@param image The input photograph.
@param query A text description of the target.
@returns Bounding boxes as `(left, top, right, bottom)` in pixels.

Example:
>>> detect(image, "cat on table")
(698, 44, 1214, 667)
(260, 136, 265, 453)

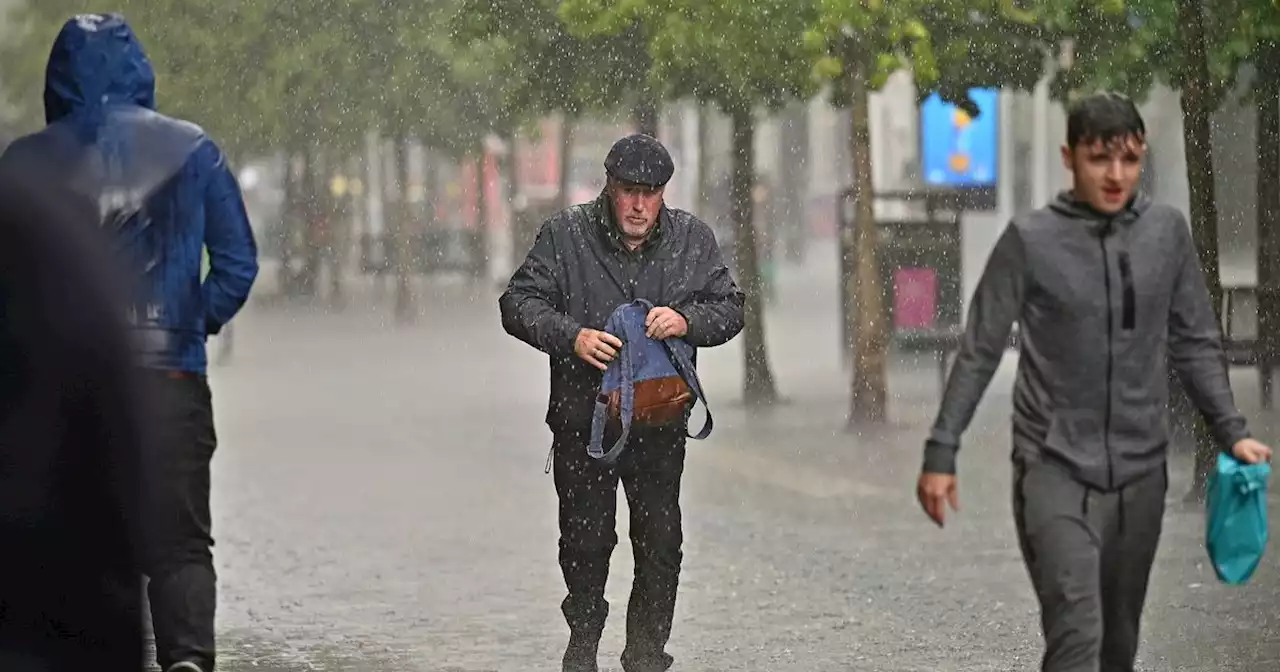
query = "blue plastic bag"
(1205, 452, 1271, 585)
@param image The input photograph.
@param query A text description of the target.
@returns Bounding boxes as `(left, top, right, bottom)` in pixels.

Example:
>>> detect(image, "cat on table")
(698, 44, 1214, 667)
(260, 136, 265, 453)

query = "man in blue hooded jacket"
(1, 14, 259, 672)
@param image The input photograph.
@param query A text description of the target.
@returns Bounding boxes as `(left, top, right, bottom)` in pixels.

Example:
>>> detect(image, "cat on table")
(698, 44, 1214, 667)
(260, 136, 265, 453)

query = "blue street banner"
(920, 89, 999, 189)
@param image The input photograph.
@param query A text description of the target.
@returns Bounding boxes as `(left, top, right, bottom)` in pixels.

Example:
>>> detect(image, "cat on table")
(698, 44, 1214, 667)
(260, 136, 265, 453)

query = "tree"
(560, 0, 819, 407)
(1249, 3, 1280, 436)
(917, 3, 1056, 107)
(804, 1, 946, 424)
(453, 0, 653, 212)
(804, 0, 1092, 426)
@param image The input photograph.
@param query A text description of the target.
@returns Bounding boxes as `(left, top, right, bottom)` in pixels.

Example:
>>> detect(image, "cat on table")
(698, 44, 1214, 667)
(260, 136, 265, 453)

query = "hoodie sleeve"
(673, 220, 745, 348)
(1167, 218, 1251, 451)
(923, 222, 1027, 475)
(200, 141, 259, 336)
(499, 218, 582, 357)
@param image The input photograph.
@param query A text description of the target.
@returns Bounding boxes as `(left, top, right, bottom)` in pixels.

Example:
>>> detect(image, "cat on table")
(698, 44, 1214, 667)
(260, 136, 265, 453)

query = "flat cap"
(604, 133, 674, 188)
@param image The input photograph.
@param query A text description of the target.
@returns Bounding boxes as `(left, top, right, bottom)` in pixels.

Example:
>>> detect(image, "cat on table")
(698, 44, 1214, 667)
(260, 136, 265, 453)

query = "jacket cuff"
(922, 440, 959, 474)
(673, 305, 702, 342)
(205, 315, 225, 336)
(554, 316, 584, 358)
(1213, 417, 1252, 454)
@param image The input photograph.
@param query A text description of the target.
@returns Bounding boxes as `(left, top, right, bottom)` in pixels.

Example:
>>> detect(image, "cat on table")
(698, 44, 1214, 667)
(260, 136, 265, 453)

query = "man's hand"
(1232, 438, 1273, 464)
(917, 472, 960, 528)
(645, 306, 688, 340)
(574, 329, 623, 371)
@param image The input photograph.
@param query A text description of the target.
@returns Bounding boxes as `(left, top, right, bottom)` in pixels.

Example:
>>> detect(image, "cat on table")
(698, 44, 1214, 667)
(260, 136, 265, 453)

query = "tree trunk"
(496, 128, 529, 273)
(471, 150, 489, 280)
(300, 148, 325, 298)
(847, 50, 889, 425)
(779, 102, 809, 262)
(730, 108, 778, 406)
(1177, 0, 1224, 501)
(696, 103, 711, 217)
(392, 135, 414, 323)
(1257, 42, 1280, 403)
(634, 99, 660, 137)
(278, 149, 299, 297)
(558, 115, 575, 210)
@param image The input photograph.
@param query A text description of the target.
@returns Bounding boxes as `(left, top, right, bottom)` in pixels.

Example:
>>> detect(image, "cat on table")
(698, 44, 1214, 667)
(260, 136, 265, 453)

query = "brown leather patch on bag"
(604, 376, 693, 427)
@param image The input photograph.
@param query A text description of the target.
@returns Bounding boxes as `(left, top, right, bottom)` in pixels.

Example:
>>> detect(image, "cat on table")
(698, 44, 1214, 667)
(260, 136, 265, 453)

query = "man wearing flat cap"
(501, 134, 744, 672)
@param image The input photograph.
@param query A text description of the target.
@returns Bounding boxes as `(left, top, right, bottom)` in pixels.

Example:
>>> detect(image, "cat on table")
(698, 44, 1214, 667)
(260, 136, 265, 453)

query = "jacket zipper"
(1100, 220, 1116, 490)
(1118, 252, 1136, 331)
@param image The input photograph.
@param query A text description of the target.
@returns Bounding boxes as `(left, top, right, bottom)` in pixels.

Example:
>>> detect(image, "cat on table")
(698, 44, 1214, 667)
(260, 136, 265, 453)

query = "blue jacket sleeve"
(200, 142, 258, 335)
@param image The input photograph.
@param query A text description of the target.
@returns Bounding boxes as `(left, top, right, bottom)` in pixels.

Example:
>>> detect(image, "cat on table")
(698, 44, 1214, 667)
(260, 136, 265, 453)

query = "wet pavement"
(206, 241, 1280, 671)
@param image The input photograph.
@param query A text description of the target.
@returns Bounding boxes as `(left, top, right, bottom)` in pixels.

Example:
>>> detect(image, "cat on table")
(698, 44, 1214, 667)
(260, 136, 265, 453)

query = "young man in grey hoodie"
(916, 92, 1272, 671)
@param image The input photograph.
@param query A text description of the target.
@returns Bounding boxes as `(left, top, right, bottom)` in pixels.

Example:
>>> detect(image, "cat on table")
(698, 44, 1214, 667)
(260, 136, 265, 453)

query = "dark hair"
(1066, 92, 1146, 148)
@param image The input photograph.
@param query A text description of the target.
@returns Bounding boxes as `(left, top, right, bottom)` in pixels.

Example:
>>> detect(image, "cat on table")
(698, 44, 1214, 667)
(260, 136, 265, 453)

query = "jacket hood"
(1048, 189, 1152, 228)
(44, 14, 156, 124)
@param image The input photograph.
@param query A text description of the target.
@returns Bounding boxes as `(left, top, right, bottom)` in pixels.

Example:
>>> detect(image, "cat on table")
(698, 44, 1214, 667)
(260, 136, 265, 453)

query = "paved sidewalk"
(199, 240, 1280, 671)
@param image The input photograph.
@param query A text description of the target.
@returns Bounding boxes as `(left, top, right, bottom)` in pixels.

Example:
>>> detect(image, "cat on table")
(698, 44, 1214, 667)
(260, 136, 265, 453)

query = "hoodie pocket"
(1110, 401, 1167, 456)
(1043, 409, 1106, 468)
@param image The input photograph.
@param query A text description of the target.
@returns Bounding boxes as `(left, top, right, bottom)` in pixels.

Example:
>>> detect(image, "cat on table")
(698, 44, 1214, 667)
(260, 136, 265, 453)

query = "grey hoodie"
(923, 191, 1250, 491)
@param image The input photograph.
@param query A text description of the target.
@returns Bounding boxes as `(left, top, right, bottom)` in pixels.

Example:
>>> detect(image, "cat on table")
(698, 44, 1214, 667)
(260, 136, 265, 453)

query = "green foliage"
(805, 0, 1061, 117)
(804, 0, 934, 105)
(1009, 0, 1259, 107)
(0, 2, 262, 153)
(558, 0, 817, 115)
(0, 1, 515, 158)
(452, 0, 649, 134)
(916, 2, 1054, 113)
(358, 0, 511, 156)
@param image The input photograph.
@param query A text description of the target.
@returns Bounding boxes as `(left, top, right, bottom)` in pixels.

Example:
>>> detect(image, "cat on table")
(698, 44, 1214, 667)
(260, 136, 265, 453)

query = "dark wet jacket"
(925, 191, 1250, 491)
(0, 14, 258, 374)
(500, 193, 745, 435)
(0, 162, 148, 668)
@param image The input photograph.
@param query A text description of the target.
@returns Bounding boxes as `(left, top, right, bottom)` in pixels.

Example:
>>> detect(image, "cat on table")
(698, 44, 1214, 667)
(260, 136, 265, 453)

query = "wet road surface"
(204, 244, 1280, 671)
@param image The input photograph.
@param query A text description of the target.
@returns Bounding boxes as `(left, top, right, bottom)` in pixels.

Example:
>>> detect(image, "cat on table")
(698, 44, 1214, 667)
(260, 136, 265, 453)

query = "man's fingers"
(918, 488, 943, 527)
(596, 342, 617, 359)
(599, 332, 623, 348)
(927, 497, 945, 527)
(948, 486, 960, 512)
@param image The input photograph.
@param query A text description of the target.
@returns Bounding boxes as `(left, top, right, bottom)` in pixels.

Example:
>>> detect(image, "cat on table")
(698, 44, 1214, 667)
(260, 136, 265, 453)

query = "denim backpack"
(588, 299, 712, 463)
(1206, 451, 1271, 585)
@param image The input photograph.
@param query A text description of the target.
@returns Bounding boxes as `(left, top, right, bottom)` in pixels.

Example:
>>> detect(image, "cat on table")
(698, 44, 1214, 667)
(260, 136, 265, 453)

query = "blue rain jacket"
(1, 14, 258, 374)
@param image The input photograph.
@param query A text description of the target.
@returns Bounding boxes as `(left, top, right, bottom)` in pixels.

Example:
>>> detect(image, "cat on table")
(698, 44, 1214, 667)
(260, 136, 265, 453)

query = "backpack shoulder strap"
(588, 304, 640, 463)
(665, 340, 713, 440)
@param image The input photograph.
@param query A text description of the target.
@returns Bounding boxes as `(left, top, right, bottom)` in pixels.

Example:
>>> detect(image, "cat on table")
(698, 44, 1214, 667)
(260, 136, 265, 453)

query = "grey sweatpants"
(1013, 460, 1168, 672)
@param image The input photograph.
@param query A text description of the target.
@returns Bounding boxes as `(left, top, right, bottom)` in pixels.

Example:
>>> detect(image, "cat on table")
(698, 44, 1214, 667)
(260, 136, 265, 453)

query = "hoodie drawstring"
(1081, 483, 1128, 535)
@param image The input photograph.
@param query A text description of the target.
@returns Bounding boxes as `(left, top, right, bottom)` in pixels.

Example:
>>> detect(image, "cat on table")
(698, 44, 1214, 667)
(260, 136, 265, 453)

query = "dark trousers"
(1013, 459, 1167, 672)
(553, 426, 687, 672)
(141, 372, 218, 672)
